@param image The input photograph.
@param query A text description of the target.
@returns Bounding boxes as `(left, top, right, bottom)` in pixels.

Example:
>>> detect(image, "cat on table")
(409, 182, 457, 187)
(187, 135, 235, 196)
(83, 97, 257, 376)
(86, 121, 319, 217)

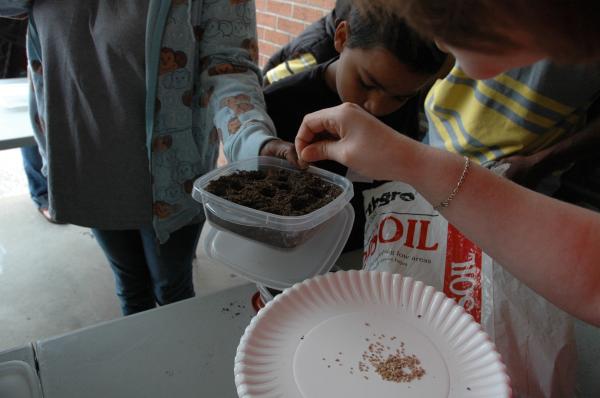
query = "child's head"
(355, 0, 600, 79)
(332, 6, 447, 117)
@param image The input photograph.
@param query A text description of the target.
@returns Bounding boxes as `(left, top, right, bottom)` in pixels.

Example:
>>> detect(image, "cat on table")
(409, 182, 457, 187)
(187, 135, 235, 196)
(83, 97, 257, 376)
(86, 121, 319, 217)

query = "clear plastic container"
(202, 204, 354, 290)
(192, 156, 354, 249)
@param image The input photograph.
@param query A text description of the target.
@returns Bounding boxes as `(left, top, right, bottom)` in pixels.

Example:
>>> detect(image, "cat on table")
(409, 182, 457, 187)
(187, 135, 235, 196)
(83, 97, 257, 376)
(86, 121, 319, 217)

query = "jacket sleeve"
(0, 0, 31, 17)
(196, 0, 276, 162)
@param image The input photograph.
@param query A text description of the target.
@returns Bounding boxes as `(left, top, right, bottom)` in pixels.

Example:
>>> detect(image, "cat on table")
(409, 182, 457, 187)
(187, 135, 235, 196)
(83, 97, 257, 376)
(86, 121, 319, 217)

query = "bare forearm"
(394, 137, 600, 325)
(295, 104, 600, 324)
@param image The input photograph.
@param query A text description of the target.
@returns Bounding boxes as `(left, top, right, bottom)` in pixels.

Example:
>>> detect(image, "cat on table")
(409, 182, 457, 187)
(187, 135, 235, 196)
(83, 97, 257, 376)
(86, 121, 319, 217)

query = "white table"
(34, 284, 256, 398)
(0, 77, 35, 150)
(0, 344, 37, 371)
(1, 284, 257, 398)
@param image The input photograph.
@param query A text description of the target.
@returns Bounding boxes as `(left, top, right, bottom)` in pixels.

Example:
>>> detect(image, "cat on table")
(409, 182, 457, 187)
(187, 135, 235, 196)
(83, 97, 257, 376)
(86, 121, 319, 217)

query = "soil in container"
(205, 168, 342, 248)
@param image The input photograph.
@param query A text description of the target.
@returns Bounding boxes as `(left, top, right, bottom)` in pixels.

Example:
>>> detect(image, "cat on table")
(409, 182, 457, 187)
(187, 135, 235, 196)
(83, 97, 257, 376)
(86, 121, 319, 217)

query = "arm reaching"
(296, 103, 600, 325)
(196, 0, 274, 160)
(500, 112, 600, 188)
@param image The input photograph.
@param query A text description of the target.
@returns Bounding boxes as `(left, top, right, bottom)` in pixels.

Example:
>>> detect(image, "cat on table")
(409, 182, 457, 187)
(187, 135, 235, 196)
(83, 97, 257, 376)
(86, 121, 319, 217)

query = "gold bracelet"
(434, 156, 471, 211)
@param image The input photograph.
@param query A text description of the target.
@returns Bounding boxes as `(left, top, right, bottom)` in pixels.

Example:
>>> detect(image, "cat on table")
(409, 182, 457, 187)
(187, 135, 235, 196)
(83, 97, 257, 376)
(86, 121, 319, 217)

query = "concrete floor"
(0, 149, 246, 352)
(1, 148, 599, 396)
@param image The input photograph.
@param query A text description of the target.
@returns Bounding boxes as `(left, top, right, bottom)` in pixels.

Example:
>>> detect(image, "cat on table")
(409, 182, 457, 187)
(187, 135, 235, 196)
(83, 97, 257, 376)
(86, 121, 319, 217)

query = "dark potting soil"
(204, 168, 343, 248)
(206, 169, 342, 216)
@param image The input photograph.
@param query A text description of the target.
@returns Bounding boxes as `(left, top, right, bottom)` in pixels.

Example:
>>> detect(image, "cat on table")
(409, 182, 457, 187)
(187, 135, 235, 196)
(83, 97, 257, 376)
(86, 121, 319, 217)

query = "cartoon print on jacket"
(200, 86, 215, 107)
(228, 116, 242, 134)
(156, 94, 191, 131)
(203, 19, 223, 38)
(163, 69, 191, 89)
(173, 161, 195, 183)
(232, 20, 248, 37)
(220, 93, 250, 108)
(159, 47, 187, 75)
(152, 135, 173, 153)
(208, 63, 248, 76)
(31, 59, 43, 74)
(182, 90, 193, 107)
(153, 201, 178, 219)
(233, 1, 252, 23)
(163, 183, 184, 203)
(203, 18, 248, 38)
(240, 38, 259, 63)
(220, 93, 255, 115)
(183, 174, 202, 194)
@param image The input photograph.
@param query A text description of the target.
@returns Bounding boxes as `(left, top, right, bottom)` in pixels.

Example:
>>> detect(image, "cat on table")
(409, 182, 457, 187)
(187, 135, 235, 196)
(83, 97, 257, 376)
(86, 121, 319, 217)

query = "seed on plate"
(356, 334, 426, 384)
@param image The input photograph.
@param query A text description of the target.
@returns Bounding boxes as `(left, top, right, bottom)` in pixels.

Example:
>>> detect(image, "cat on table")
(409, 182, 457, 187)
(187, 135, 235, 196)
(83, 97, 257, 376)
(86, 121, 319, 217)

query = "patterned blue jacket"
(0, 0, 276, 242)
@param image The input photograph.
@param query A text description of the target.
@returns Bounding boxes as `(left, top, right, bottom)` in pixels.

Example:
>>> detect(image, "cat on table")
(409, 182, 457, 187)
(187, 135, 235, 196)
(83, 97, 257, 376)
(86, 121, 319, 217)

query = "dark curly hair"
(345, 6, 447, 75)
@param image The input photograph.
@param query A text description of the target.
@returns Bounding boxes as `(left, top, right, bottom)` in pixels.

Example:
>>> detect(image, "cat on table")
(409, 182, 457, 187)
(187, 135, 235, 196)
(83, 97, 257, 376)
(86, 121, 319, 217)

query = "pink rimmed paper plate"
(235, 270, 510, 398)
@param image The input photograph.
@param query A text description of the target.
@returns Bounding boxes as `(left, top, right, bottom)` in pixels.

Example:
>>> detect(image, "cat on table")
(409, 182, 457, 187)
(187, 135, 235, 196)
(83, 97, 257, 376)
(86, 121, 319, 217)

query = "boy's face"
(335, 46, 434, 117)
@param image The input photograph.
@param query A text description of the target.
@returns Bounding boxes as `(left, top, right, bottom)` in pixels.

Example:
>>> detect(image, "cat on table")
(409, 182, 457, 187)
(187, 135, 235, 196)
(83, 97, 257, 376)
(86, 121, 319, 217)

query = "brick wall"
(256, 0, 336, 68)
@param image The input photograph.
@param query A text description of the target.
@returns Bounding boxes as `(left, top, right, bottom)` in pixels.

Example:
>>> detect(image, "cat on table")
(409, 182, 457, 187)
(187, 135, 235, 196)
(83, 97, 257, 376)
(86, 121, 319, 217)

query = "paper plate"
(235, 271, 510, 398)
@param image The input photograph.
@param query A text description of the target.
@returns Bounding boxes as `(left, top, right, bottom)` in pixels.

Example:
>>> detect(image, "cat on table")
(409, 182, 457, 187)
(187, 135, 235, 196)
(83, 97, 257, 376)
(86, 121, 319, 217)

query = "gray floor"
(0, 149, 246, 352)
(1, 148, 599, 397)
(0, 194, 248, 351)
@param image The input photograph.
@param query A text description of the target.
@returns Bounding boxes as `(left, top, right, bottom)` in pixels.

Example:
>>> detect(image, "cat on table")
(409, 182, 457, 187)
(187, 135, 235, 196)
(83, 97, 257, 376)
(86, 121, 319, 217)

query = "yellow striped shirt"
(264, 53, 318, 85)
(425, 61, 600, 165)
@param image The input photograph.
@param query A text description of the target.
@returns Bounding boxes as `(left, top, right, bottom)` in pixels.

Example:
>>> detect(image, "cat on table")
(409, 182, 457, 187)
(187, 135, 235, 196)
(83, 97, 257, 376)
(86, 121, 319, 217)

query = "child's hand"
(295, 103, 412, 181)
(260, 138, 308, 169)
(498, 154, 547, 188)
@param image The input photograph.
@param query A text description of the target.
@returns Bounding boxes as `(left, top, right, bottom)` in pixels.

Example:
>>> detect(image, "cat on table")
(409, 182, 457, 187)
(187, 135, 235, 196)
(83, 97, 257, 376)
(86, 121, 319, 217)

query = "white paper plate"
(235, 271, 510, 398)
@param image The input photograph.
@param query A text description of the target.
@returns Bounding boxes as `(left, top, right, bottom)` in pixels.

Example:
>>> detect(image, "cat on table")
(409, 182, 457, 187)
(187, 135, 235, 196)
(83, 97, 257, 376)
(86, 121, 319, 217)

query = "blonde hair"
(357, 0, 600, 62)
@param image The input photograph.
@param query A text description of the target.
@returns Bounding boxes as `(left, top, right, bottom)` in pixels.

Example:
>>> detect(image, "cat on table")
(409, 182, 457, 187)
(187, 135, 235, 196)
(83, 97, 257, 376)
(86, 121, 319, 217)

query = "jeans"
(92, 223, 202, 315)
(21, 145, 48, 209)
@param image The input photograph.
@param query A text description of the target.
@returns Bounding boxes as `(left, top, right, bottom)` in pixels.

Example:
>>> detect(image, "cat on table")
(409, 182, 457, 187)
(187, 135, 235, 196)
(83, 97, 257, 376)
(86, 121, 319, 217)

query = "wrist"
(388, 135, 429, 184)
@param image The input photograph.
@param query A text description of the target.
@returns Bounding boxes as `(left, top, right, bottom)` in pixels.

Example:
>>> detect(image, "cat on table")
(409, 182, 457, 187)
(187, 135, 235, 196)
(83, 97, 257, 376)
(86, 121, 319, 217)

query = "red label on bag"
(443, 224, 483, 323)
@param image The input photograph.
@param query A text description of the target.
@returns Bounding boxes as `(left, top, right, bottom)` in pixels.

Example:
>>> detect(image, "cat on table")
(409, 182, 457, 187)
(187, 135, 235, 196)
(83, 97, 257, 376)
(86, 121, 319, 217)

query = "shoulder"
(264, 63, 327, 98)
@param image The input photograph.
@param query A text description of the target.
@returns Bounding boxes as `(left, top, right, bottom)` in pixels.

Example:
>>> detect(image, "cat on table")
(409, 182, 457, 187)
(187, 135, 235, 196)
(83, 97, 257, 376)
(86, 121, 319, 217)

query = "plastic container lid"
(192, 156, 354, 248)
(203, 204, 354, 290)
